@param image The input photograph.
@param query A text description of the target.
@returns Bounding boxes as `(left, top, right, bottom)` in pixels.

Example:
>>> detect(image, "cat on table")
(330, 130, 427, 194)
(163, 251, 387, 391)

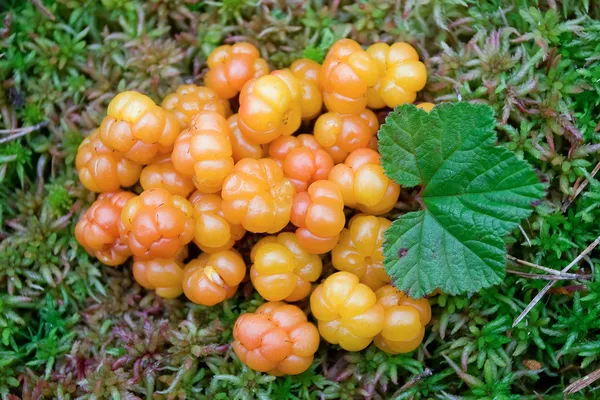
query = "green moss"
(1, 0, 599, 398)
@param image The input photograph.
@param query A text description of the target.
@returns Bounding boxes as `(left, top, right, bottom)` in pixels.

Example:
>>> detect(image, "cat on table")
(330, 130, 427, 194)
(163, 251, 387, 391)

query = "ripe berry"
(132, 258, 184, 299)
(332, 214, 391, 291)
(250, 232, 322, 302)
(233, 302, 320, 375)
(366, 42, 427, 109)
(238, 70, 302, 144)
(119, 188, 194, 260)
(205, 42, 270, 100)
(161, 84, 231, 128)
(221, 158, 295, 233)
(228, 114, 267, 162)
(268, 134, 333, 193)
(374, 285, 431, 354)
(320, 39, 379, 114)
(289, 58, 323, 120)
(76, 130, 141, 192)
(182, 250, 246, 306)
(290, 180, 345, 254)
(310, 271, 384, 351)
(140, 155, 195, 198)
(189, 191, 245, 253)
(328, 148, 400, 215)
(314, 109, 379, 164)
(416, 102, 435, 112)
(75, 191, 136, 266)
(171, 111, 234, 194)
(99, 91, 180, 164)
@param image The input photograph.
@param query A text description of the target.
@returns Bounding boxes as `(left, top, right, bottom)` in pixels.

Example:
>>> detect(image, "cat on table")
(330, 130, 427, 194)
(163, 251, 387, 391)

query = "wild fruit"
(366, 42, 427, 109)
(328, 148, 400, 215)
(161, 84, 231, 128)
(233, 302, 320, 375)
(221, 158, 295, 233)
(75, 191, 136, 266)
(189, 191, 245, 253)
(140, 155, 195, 198)
(99, 91, 180, 164)
(250, 232, 322, 302)
(310, 271, 384, 351)
(332, 214, 391, 291)
(290, 180, 345, 254)
(119, 188, 194, 260)
(132, 258, 184, 299)
(205, 42, 270, 99)
(182, 250, 246, 306)
(76, 130, 141, 193)
(171, 111, 234, 194)
(374, 285, 431, 354)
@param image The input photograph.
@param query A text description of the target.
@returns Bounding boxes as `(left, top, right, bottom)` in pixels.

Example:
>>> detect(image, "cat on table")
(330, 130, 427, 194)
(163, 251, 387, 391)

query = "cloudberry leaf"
(379, 102, 547, 297)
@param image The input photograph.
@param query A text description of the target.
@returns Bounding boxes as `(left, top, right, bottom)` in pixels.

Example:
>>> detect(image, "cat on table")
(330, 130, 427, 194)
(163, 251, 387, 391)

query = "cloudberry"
(76, 130, 141, 192)
(289, 58, 323, 120)
(75, 191, 136, 266)
(171, 111, 234, 194)
(221, 158, 295, 233)
(329, 148, 400, 215)
(228, 114, 267, 162)
(132, 258, 184, 299)
(161, 84, 231, 128)
(140, 155, 195, 198)
(205, 42, 270, 99)
(189, 191, 245, 253)
(268, 134, 333, 192)
(332, 214, 391, 291)
(182, 250, 246, 306)
(238, 70, 302, 144)
(250, 232, 322, 302)
(310, 271, 384, 351)
(374, 285, 431, 354)
(314, 109, 379, 164)
(366, 42, 427, 109)
(416, 102, 435, 112)
(320, 39, 379, 114)
(99, 91, 180, 164)
(119, 188, 194, 260)
(233, 302, 320, 375)
(290, 180, 345, 254)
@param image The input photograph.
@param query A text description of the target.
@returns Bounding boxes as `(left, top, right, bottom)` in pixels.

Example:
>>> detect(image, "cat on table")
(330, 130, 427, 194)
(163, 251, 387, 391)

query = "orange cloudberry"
(99, 91, 180, 164)
(328, 148, 400, 215)
(182, 250, 246, 306)
(238, 70, 302, 144)
(76, 130, 141, 193)
(366, 42, 427, 109)
(171, 111, 234, 194)
(75, 191, 136, 266)
(250, 232, 322, 302)
(221, 158, 295, 233)
(189, 191, 245, 253)
(161, 84, 231, 128)
(290, 180, 345, 254)
(119, 188, 194, 260)
(233, 302, 320, 375)
(374, 285, 431, 354)
(332, 214, 391, 291)
(205, 42, 270, 99)
(310, 271, 384, 351)
(268, 134, 334, 193)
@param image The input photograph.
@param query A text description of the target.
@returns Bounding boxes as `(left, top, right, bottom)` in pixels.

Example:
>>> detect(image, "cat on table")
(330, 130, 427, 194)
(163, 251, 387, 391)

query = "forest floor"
(1, 0, 600, 399)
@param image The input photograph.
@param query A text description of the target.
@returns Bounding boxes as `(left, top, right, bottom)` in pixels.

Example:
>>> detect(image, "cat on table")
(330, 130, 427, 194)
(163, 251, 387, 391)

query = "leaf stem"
(513, 234, 600, 327)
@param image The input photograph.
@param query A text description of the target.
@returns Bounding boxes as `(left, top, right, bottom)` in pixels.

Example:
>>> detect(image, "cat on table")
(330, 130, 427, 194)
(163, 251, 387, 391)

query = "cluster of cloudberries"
(75, 39, 432, 375)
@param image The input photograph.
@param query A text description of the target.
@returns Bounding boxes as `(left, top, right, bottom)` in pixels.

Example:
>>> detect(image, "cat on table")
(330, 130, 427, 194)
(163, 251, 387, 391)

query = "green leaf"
(379, 103, 547, 297)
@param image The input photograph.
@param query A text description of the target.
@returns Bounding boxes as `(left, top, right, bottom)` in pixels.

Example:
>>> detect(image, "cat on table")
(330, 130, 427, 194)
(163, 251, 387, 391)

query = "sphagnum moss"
(1, 0, 600, 398)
